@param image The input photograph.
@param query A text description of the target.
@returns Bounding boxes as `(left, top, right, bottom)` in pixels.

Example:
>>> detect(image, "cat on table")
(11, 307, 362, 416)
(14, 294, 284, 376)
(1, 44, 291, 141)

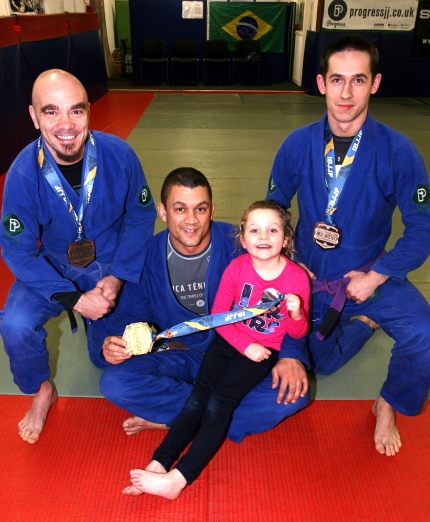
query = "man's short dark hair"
(160, 167, 212, 206)
(320, 34, 379, 80)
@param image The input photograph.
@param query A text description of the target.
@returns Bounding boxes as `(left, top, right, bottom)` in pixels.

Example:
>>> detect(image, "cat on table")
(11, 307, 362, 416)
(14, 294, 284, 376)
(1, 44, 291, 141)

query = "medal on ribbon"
(314, 126, 362, 250)
(67, 238, 96, 268)
(313, 221, 342, 250)
(123, 294, 284, 356)
(38, 133, 97, 267)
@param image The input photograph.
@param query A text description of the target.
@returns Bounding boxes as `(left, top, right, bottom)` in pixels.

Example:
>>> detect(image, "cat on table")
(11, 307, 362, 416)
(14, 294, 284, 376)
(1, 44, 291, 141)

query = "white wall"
(103, 0, 116, 52)
(0, 0, 10, 15)
(293, 0, 318, 86)
(45, 0, 86, 14)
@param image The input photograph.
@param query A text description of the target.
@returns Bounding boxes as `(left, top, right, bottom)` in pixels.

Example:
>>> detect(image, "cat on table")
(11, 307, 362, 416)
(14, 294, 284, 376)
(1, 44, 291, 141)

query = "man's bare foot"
(123, 416, 167, 436)
(123, 468, 187, 500)
(353, 315, 379, 330)
(372, 396, 402, 456)
(18, 380, 57, 444)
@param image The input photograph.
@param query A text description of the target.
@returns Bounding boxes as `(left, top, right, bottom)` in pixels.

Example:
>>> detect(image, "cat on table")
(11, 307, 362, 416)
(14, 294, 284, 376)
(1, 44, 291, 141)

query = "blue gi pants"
(152, 334, 279, 484)
(309, 278, 430, 416)
(100, 343, 310, 443)
(0, 281, 109, 394)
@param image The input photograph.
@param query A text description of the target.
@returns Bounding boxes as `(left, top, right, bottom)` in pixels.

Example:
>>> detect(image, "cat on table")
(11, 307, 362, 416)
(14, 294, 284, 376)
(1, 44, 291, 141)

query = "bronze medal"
(68, 239, 95, 267)
(313, 222, 342, 250)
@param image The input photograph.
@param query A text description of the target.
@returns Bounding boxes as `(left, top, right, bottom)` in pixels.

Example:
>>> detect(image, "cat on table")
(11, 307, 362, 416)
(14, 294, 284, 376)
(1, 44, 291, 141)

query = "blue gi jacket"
(267, 112, 430, 282)
(110, 221, 238, 353)
(1, 131, 156, 300)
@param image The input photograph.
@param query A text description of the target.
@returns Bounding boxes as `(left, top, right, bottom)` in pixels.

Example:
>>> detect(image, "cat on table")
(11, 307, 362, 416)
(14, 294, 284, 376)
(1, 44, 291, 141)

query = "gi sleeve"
(108, 145, 156, 283)
(265, 133, 301, 210)
(372, 138, 430, 281)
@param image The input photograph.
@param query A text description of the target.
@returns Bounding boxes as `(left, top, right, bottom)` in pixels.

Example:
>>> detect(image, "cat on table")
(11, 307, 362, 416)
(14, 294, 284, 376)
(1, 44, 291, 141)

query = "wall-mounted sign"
(321, 0, 419, 31)
(9, 0, 44, 13)
(413, 0, 430, 59)
(182, 1, 203, 19)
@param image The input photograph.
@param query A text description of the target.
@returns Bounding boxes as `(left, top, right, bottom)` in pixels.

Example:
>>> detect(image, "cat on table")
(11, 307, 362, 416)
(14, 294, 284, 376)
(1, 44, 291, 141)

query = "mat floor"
(108, 75, 304, 92)
(1, 89, 429, 521)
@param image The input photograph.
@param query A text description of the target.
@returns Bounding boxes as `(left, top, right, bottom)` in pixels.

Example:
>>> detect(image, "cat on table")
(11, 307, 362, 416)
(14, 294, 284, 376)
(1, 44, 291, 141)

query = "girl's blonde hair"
(239, 200, 296, 260)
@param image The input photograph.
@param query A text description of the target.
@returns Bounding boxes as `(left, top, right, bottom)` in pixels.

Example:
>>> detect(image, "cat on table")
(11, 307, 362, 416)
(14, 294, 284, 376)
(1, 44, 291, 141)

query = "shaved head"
(29, 69, 90, 164)
(31, 69, 88, 106)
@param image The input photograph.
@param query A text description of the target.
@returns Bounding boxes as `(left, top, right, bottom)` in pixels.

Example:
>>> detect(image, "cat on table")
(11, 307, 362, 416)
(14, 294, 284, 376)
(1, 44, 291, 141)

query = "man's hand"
(73, 287, 114, 320)
(271, 358, 308, 404)
(102, 335, 132, 365)
(96, 275, 123, 301)
(344, 269, 389, 305)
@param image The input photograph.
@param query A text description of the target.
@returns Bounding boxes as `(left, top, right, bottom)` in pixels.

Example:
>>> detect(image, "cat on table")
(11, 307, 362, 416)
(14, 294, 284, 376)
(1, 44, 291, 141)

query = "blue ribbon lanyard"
(152, 294, 285, 342)
(323, 126, 362, 225)
(37, 132, 97, 241)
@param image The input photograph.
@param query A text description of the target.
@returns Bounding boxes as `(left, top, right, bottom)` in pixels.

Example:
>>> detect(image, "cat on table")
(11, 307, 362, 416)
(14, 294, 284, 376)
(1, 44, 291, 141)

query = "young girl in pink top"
(123, 200, 310, 499)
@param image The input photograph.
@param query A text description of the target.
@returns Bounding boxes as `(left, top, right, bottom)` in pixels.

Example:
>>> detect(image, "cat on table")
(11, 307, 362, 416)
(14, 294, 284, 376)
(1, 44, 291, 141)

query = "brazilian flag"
(209, 2, 287, 53)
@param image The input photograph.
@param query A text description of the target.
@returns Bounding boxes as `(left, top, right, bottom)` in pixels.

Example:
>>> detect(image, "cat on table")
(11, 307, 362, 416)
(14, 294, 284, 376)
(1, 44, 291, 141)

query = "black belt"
(67, 309, 78, 333)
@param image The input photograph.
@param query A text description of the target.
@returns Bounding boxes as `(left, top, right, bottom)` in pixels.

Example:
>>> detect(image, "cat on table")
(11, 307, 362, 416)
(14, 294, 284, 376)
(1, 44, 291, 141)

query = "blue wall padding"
(0, 14, 108, 174)
(129, 0, 294, 85)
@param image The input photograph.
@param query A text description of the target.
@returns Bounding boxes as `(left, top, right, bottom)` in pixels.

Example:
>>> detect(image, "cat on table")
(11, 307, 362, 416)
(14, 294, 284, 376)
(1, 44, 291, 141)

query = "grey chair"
(141, 39, 168, 84)
(203, 40, 231, 85)
(233, 39, 261, 85)
(171, 39, 199, 85)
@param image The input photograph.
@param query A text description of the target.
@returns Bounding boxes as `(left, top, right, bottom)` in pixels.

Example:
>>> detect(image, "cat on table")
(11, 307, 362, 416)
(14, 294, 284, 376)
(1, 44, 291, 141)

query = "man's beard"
(55, 144, 84, 164)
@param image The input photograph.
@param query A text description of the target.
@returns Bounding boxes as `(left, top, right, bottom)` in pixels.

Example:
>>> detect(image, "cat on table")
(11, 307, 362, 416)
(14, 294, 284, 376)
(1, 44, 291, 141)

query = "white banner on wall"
(182, 1, 203, 19)
(322, 0, 419, 31)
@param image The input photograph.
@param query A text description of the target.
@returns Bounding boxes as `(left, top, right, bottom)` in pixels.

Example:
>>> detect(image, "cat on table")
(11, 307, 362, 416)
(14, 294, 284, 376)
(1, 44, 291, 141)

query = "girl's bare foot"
(122, 416, 167, 435)
(122, 459, 167, 495)
(145, 460, 167, 473)
(122, 485, 145, 496)
(18, 381, 57, 444)
(123, 468, 187, 500)
(372, 395, 402, 456)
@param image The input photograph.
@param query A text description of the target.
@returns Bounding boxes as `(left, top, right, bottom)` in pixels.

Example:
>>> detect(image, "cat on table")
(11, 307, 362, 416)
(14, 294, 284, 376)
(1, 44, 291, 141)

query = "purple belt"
(312, 252, 385, 340)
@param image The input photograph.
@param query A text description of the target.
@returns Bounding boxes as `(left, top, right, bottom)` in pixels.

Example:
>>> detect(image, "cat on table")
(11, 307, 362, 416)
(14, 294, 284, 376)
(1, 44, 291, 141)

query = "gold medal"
(123, 322, 154, 355)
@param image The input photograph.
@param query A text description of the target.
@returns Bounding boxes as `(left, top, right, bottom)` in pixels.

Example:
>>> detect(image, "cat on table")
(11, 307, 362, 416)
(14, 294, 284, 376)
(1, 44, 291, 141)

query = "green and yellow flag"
(209, 2, 287, 53)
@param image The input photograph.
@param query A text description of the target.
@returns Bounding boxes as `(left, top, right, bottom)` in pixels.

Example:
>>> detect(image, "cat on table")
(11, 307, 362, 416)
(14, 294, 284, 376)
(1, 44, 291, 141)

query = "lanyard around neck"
(323, 125, 362, 225)
(38, 132, 97, 241)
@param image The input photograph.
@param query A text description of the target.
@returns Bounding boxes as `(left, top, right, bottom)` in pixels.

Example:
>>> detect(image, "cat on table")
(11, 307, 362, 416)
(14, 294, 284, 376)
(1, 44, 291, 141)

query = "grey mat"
(0, 314, 102, 397)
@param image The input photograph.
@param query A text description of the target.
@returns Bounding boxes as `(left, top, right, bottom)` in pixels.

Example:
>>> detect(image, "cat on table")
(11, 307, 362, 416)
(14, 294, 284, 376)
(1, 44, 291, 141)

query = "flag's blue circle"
(237, 16, 258, 40)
